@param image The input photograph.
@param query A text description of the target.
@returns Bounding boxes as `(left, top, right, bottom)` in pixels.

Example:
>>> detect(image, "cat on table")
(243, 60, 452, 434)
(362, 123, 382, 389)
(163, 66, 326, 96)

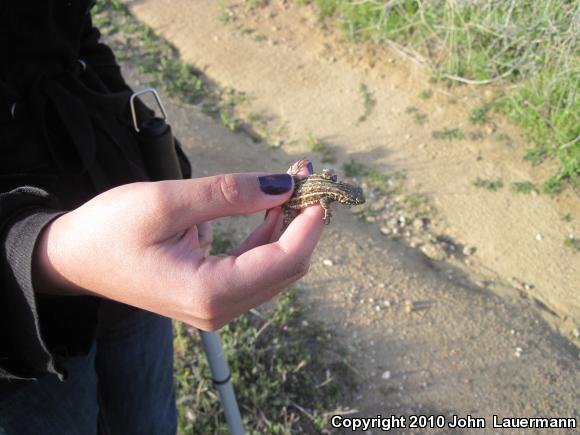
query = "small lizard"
(282, 159, 366, 229)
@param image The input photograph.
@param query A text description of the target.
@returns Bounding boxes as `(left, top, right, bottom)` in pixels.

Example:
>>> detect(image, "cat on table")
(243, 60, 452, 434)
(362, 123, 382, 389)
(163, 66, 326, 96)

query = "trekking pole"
(131, 88, 245, 435)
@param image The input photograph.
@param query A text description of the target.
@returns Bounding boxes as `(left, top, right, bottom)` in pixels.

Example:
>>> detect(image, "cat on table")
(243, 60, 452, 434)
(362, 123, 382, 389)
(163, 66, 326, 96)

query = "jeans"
(0, 302, 177, 435)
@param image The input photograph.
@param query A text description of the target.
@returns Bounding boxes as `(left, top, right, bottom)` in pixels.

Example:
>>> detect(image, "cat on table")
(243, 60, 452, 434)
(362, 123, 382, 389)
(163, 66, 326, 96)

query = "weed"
(218, 0, 236, 24)
(307, 133, 337, 163)
(342, 158, 367, 177)
(94, 0, 208, 106)
(210, 232, 234, 255)
(473, 177, 504, 191)
(254, 34, 267, 42)
(564, 236, 580, 253)
(414, 113, 428, 125)
(540, 174, 566, 195)
(523, 148, 547, 166)
(366, 168, 391, 191)
(239, 26, 256, 35)
(219, 110, 238, 131)
(419, 89, 433, 100)
(404, 107, 428, 124)
(432, 128, 465, 141)
(560, 213, 572, 223)
(356, 83, 376, 124)
(173, 289, 356, 433)
(404, 193, 431, 218)
(511, 181, 538, 194)
(469, 105, 491, 126)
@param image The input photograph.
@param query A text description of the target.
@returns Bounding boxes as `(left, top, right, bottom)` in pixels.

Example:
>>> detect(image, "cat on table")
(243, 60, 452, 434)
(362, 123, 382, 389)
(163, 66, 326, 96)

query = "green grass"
(356, 83, 376, 124)
(93, 0, 207, 105)
(511, 181, 538, 194)
(94, 0, 251, 133)
(405, 107, 428, 125)
(307, 133, 337, 163)
(469, 104, 491, 126)
(342, 158, 367, 177)
(173, 289, 355, 433)
(310, 0, 580, 191)
(414, 112, 428, 125)
(473, 177, 504, 191)
(342, 158, 406, 194)
(419, 89, 433, 100)
(564, 236, 580, 253)
(432, 128, 465, 141)
(177, 236, 356, 433)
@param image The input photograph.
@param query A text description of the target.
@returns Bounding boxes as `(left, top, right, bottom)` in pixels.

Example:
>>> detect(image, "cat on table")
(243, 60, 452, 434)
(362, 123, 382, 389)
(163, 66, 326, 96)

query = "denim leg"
(0, 346, 98, 435)
(95, 301, 176, 435)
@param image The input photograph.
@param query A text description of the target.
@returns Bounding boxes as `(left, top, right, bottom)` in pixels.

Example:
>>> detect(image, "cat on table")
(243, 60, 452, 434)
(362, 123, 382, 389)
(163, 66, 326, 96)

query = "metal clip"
(130, 88, 168, 133)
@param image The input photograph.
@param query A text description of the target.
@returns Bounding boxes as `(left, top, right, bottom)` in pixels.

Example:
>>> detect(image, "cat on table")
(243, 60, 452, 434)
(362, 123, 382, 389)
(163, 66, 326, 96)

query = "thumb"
(154, 173, 294, 233)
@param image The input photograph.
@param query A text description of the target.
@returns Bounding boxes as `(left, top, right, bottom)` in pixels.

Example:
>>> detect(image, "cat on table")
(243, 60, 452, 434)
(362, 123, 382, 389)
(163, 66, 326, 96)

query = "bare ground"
(122, 0, 579, 430)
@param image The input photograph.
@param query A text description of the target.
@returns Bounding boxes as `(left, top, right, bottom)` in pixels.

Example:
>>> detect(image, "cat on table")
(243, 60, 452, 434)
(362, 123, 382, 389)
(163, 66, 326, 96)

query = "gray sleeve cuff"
(0, 187, 67, 380)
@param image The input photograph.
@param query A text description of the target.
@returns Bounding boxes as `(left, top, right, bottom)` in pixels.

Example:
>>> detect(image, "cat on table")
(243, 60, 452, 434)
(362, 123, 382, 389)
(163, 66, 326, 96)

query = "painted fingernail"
(306, 161, 314, 175)
(258, 174, 293, 195)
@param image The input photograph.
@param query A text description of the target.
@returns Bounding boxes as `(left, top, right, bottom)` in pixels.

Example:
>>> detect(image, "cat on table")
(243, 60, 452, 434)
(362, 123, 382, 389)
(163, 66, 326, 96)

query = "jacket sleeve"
(0, 187, 67, 380)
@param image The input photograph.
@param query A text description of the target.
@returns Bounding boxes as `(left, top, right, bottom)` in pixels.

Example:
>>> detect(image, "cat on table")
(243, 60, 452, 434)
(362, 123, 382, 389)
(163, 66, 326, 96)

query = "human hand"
(33, 166, 324, 330)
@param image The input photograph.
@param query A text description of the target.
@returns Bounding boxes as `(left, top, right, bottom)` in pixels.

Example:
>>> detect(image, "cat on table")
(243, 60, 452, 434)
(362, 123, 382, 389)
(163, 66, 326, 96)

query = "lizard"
(282, 159, 366, 229)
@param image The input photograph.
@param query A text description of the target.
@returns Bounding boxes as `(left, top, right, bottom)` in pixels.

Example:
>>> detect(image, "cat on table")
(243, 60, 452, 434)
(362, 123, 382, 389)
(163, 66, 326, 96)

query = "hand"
(33, 167, 324, 331)
(196, 221, 213, 258)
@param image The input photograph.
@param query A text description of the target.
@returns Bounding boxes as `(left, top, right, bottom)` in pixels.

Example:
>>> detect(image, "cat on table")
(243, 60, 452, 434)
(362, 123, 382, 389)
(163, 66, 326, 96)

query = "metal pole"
(200, 331, 245, 435)
(132, 88, 245, 434)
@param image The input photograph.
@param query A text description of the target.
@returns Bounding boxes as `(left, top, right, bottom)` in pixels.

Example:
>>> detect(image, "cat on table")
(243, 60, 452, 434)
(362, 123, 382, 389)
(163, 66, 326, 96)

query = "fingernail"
(306, 161, 314, 175)
(258, 174, 293, 195)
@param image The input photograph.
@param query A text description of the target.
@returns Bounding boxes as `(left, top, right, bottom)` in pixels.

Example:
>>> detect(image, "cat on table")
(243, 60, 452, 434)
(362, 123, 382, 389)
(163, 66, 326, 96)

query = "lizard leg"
(319, 197, 333, 225)
(282, 206, 294, 231)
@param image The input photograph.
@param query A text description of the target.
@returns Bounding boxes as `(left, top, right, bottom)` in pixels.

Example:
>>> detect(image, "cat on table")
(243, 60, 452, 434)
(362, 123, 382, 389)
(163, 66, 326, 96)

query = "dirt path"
(122, 0, 579, 429)
(121, 82, 578, 432)
(129, 0, 579, 335)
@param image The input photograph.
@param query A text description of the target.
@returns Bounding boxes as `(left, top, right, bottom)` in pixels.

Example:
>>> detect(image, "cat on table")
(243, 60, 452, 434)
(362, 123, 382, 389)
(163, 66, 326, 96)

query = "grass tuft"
(432, 128, 465, 141)
(564, 236, 580, 253)
(511, 181, 538, 194)
(307, 133, 337, 163)
(173, 288, 356, 433)
(356, 83, 376, 124)
(473, 177, 504, 191)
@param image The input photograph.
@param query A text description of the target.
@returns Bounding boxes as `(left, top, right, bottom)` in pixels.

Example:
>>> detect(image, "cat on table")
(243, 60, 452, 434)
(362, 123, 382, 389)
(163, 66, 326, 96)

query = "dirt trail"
(125, 80, 578, 431)
(122, 0, 579, 428)
(129, 0, 579, 334)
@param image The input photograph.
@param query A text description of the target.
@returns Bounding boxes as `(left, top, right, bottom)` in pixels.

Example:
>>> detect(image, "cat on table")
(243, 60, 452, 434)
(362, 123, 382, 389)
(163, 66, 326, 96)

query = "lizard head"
(337, 184, 366, 205)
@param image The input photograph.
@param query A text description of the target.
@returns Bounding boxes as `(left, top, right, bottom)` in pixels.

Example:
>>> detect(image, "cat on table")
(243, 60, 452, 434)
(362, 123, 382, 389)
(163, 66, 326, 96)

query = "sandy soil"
(128, 0, 579, 334)
(121, 0, 579, 430)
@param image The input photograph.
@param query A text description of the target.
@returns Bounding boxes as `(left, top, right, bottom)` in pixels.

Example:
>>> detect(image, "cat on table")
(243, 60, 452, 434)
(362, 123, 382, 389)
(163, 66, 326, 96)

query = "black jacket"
(0, 0, 189, 396)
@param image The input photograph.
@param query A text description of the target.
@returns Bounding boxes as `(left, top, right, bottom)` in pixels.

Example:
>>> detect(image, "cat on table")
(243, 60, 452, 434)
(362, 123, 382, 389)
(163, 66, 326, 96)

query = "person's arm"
(33, 169, 324, 331)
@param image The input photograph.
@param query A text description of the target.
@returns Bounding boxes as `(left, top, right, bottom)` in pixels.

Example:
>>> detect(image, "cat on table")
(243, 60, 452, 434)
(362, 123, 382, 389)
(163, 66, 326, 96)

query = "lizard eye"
(331, 174, 338, 182)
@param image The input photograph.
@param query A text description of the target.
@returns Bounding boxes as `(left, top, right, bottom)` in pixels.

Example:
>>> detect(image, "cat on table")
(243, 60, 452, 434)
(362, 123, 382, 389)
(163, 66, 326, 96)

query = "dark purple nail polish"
(258, 174, 293, 195)
(306, 161, 314, 175)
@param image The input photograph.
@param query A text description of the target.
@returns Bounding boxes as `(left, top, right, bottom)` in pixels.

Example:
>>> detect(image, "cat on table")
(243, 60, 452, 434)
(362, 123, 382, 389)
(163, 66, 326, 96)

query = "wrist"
(32, 215, 87, 296)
